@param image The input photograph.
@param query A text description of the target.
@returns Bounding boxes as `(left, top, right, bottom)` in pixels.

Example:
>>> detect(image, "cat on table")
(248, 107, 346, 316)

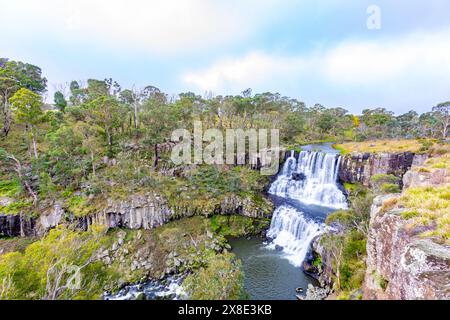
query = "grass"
(377, 151, 450, 244)
(398, 186, 450, 243)
(424, 154, 450, 170)
(334, 139, 427, 154)
(333, 144, 350, 155)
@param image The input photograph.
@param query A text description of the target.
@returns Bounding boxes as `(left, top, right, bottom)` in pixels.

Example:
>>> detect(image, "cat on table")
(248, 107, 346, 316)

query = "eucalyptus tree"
(10, 88, 46, 159)
(86, 95, 126, 156)
(433, 102, 450, 139)
(0, 58, 47, 137)
(54, 91, 68, 113)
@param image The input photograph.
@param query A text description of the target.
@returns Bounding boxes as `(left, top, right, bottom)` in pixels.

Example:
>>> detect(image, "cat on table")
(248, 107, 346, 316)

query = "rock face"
(403, 168, 449, 189)
(73, 193, 174, 231)
(0, 214, 36, 237)
(1, 192, 272, 237)
(339, 152, 421, 186)
(303, 236, 335, 289)
(39, 202, 65, 231)
(363, 195, 450, 300)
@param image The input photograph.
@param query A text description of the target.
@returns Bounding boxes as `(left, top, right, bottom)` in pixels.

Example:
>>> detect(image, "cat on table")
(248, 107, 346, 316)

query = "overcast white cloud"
(0, 0, 286, 54)
(1, 0, 449, 113)
(182, 28, 450, 112)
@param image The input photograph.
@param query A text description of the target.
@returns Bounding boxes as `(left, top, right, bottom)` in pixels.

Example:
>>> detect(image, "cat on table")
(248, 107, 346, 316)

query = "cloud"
(0, 0, 286, 54)
(181, 28, 450, 112)
(182, 52, 311, 92)
(323, 30, 450, 85)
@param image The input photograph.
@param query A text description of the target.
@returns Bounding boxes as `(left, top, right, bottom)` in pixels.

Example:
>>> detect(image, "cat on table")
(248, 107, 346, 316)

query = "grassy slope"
(334, 139, 425, 154)
(382, 154, 450, 244)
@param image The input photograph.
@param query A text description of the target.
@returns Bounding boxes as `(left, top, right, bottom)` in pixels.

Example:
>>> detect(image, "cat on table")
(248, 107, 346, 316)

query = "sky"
(1, 0, 450, 114)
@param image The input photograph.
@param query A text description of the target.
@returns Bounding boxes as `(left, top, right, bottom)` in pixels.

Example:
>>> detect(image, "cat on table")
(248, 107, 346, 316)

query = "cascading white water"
(269, 150, 348, 210)
(266, 148, 347, 267)
(266, 205, 323, 267)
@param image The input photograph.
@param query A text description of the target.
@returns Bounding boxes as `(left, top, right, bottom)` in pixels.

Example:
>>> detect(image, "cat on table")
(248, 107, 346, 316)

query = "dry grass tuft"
(335, 139, 424, 154)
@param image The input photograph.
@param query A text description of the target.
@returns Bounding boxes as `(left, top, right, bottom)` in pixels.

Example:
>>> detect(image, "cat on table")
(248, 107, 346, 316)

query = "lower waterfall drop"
(266, 205, 323, 267)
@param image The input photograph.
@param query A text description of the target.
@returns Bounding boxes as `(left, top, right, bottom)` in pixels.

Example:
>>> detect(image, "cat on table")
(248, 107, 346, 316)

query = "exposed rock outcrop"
(39, 202, 65, 232)
(303, 235, 335, 289)
(339, 152, 424, 186)
(363, 194, 450, 300)
(81, 193, 174, 230)
(0, 214, 36, 237)
(2, 192, 272, 237)
(300, 284, 331, 300)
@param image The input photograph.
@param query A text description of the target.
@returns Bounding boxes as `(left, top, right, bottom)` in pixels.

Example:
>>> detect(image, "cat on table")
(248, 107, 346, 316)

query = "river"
(106, 143, 347, 300)
(230, 143, 347, 300)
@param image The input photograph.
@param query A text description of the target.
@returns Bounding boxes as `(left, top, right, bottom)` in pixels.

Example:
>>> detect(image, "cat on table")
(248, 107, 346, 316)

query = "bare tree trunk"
(336, 260, 341, 290)
(31, 130, 38, 159)
(2, 96, 11, 137)
(7, 154, 38, 204)
(106, 127, 113, 155)
(153, 143, 159, 167)
(134, 101, 139, 130)
(90, 150, 96, 177)
(443, 117, 449, 139)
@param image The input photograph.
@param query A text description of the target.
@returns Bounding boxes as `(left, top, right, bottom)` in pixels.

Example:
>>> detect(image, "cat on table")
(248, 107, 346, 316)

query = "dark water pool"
(229, 237, 317, 300)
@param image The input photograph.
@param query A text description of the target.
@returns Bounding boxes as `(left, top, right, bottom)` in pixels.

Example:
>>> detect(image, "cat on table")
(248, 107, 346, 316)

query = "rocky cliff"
(0, 214, 36, 237)
(363, 156, 449, 300)
(363, 195, 449, 300)
(303, 235, 334, 289)
(339, 152, 427, 186)
(1, 192, 272, 237)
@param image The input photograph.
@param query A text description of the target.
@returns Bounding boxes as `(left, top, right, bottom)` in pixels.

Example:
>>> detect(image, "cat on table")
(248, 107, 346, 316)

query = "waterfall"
(266, 205, 323, 267)
(269, 150, 348, 210)
(266, 148, 347, 267)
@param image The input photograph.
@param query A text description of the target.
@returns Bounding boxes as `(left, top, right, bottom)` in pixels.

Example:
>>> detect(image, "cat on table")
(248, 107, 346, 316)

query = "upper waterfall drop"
(269, 150, 348, 210)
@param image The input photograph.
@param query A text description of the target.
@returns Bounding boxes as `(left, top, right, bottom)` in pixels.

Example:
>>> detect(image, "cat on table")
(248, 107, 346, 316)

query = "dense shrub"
(183, 252, 246, 300)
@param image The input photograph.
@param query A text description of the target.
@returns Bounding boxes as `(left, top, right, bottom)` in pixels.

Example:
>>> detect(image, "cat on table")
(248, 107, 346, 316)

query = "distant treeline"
(1, 57, 449, 185)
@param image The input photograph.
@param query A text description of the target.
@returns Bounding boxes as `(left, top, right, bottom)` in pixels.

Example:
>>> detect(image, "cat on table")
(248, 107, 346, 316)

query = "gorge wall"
(0, 192, 272, 238)
(363, 195, 449, 300)
(339, 152, 428, 186)
(363, 160, 449, 300)
(304, 150, 450, 300)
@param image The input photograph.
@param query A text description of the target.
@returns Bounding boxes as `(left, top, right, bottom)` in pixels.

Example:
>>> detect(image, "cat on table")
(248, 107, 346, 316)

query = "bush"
(210, 215, 269, 237)
(0, 225, 111, 299)
(371, 174, 399, 186)
(326, 210, 353, 227)
(380, 183, 401, 194)
(0, 179, 22, 197)
(371, 174, 400, 194)
(183, 252, 247, 300)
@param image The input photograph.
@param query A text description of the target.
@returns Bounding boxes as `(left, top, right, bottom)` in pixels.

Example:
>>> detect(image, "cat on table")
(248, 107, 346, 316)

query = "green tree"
(418, 112, 439, 138)
(433, 102, 450, 139)
(86, 96, 125, 156)
(361, 108, 395, 139)
(74, 122, 103, 177)
(53, 91, 67, 112)
(397, 111, 419, 137)
(69, 80, 86, 105)
(10, 88, 45, 159)
(0, 148, 38, 204)
(141, 102, 181, 167)
(0, 58, 47, 137)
